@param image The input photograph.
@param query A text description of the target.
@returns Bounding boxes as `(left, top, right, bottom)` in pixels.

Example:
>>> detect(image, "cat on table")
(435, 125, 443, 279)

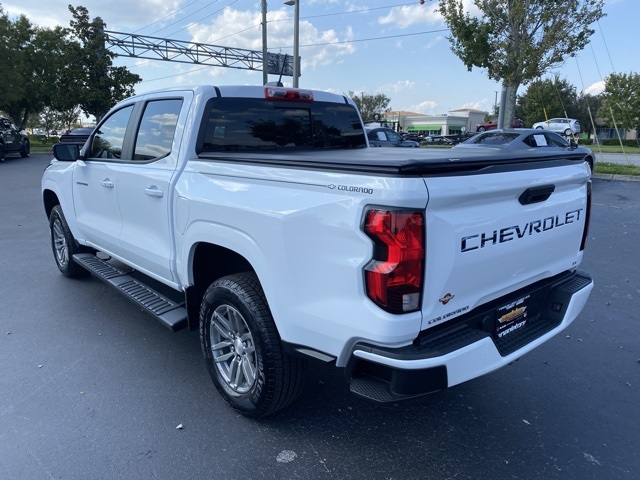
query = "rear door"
(116, 94, 189, 281)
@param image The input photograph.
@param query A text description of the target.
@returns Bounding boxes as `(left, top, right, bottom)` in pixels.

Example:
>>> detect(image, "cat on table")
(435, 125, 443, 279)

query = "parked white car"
(532, 118, 581, 136)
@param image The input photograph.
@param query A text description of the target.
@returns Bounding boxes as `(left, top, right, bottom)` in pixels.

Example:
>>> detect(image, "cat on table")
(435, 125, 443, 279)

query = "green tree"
(573, 93, 603, 136)
(66, 6, 141, 121)
(438, 0, 605, 129)
(601, 72, 640, 136)
(0, 7, 24, 115)
(519, 76, 578, 127)
(348, 92, 391, 122)
(0, 10, 67, 128)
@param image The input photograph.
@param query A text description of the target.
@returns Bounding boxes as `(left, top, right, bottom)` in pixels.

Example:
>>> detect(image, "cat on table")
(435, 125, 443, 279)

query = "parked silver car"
(532, 118, 581, 136)
(453, 129, 593, 173)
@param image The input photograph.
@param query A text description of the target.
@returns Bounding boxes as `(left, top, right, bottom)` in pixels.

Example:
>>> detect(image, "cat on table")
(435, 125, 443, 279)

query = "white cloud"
(461, 99, 491, 111)
(188, 8, 356, 72)
(424, 35, 444, 50)
(377, 0, 480, 29)
(583, 81, 605, 96)
(406, 100, 439, 114)
(3, 0, 184, 30)
(377, 80, 416, 94)
(377, 4, 441, 29)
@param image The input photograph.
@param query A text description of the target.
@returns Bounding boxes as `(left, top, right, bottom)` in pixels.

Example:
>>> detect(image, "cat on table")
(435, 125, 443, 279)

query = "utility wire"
(133, 0, 198, 34)
(165, 0, 238, 37)
(149, 1, 220, 36)
(139, 27, 448, 83)
(272, 28, 449, 49)
(208, 2, 423, 45)
(597, 19, 616, 73)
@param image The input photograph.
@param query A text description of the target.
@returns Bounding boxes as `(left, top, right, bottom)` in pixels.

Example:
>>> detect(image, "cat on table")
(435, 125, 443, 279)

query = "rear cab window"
(133, 99, 183, 161)
(196, 98, 366, 153)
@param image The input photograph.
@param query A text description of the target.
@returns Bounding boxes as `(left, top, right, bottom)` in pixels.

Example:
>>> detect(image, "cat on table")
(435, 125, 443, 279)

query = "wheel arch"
(585, 155, 594, 172)
(43, 188, 60, 219)
(185, 241, 256, 330)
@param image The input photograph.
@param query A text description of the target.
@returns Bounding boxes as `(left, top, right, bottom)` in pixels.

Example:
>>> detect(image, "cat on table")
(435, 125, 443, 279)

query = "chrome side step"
(72, 253, 187, 332)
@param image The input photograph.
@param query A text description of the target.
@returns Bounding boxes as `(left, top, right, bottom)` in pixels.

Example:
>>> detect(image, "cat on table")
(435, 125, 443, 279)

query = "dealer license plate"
(495, 295, 530, 338)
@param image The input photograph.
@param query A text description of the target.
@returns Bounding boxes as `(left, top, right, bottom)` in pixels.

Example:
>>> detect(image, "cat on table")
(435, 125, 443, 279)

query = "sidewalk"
(594, 152, 640, 167)
(592, 173, 640, 182)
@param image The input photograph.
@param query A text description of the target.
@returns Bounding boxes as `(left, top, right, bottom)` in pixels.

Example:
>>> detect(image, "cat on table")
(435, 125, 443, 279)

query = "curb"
(592, 173, 640, 182)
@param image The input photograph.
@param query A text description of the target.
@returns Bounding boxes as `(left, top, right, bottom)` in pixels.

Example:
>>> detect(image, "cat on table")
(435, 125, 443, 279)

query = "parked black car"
(453, 128, 594, 173)
(366, 127, 420, 147)
(402, 132, 424, 142)
(59, 127, 94, 146)
(0, 116, 30, 161)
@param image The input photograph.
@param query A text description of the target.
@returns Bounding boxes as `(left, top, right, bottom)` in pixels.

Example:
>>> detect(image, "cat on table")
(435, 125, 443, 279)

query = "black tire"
(586, 156, 594, 172)
(0, 142, 5, 162)
(200, 273, 306, 418)
(20, 139, 30, 158)
(564, 129, 572, 137)
(49, 205, 90, 278)
(477, 126, 485, 132)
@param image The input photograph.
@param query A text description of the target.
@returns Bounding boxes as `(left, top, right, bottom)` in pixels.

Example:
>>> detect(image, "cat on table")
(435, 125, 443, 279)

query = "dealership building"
(381, 108, 488, 136)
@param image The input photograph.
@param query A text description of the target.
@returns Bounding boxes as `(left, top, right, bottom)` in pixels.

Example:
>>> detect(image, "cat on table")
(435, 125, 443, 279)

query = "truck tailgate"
(420, 164, 589, 331)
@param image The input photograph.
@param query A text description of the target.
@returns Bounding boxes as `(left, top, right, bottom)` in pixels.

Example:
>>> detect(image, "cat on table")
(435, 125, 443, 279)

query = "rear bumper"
(346, 270, 593, 402)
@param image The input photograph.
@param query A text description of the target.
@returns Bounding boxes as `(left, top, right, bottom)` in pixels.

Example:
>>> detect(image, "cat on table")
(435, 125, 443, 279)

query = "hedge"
(599, 139, 640, 147)
(578, 138, 639, 147)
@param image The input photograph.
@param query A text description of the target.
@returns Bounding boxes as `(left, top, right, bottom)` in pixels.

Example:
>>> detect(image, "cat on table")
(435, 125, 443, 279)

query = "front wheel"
(477, 126, 485, 132)
(49, 205, 89, 278)
(564, 129, 572, 137)
(585, 156, 594, 172)
(200, 273, 306, 418)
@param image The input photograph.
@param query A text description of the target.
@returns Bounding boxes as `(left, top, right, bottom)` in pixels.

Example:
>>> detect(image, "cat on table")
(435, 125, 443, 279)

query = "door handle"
(145, 186, 164, 198)
(100, 179, 114, 188)
(519, 185, 555, 205)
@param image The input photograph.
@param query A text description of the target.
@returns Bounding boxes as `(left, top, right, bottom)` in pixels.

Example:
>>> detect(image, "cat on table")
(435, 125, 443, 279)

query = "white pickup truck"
(42, 85, 593, 418)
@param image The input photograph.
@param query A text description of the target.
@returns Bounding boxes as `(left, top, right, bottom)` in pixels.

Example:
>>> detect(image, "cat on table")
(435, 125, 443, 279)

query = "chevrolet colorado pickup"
(42, 85, 593, 418)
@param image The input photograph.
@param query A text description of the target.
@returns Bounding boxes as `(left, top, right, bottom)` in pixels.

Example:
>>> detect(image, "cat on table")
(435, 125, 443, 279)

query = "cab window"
(133, 99, 183, 161)
(91, 106, 134, 159)
(198, 98, 365, 152)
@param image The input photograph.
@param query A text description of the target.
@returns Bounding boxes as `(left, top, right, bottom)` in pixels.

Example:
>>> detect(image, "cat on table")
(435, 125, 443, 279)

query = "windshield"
(465, 132, 520, 145)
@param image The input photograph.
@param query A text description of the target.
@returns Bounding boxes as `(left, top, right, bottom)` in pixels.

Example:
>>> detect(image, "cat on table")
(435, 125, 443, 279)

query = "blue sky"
(3, 0, 635, 117)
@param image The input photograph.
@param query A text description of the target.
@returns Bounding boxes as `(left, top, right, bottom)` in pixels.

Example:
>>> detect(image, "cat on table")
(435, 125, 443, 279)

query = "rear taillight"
(264, 87, 314, 102)
(580, 180, 592, 251)
(363, 208, 425, 314)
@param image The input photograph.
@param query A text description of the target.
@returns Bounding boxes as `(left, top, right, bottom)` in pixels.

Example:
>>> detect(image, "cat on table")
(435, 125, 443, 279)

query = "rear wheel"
(20, 139, 30, 158)
(200, 273, 306, 418)
(535, 126, 544, 129)
(0, 142, 5, 162)
(49, 205, 90, 278)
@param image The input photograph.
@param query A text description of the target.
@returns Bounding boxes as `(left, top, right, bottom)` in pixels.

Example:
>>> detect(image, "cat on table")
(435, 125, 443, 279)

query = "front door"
(72, 104, 135, 253)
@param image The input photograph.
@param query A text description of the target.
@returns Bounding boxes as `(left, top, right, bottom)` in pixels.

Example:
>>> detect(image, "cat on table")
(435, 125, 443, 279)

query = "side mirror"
(569, 142, 579, 150)
(53, 143, 80, 162)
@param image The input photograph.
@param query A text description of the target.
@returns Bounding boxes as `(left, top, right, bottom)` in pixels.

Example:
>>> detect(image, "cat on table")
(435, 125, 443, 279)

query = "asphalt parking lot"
(1, 153, 638, 480)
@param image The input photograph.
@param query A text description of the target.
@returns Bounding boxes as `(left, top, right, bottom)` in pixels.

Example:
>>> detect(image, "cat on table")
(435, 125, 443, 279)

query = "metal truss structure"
(104, 30, 295, 76)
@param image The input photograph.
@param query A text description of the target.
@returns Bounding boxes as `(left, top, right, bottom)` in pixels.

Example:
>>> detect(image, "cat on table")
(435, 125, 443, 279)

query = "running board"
(72, 253, 187, 332)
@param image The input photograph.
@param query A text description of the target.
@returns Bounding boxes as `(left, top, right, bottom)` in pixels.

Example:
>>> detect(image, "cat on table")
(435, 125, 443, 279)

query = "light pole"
(262, 0, 268, 85)
(284, 0, 299, 88)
